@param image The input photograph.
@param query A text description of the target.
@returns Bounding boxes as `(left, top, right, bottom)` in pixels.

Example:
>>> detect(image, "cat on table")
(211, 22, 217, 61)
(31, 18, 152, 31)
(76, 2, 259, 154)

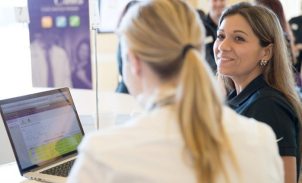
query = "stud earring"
(259, 59, 268, 67)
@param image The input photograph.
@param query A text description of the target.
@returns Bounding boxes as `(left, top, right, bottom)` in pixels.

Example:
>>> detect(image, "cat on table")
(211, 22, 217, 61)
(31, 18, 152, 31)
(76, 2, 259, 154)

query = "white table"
(0, 162, 31, 183)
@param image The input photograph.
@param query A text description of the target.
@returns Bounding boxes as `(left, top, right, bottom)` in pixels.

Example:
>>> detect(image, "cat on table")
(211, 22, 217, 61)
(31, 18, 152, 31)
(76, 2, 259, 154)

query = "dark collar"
(206, 13, 218, 29)
(227, 75, 269, 108)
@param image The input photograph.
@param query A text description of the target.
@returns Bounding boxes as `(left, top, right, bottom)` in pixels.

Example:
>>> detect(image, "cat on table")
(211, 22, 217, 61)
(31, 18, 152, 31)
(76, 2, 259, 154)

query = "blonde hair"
(218, 3, 302, 129)
(119, 0, 236, 182)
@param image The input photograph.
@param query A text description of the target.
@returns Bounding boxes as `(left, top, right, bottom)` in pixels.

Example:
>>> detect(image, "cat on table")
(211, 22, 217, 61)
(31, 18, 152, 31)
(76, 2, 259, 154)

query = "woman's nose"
(217, 38, 231, 51)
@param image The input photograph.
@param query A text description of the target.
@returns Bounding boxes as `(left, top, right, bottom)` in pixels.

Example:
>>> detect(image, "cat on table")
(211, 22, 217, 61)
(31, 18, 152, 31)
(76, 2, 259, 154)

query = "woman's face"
(78, 43, 90, 61)
(214, 14, 266, 81)
(209, 0, 227, 17)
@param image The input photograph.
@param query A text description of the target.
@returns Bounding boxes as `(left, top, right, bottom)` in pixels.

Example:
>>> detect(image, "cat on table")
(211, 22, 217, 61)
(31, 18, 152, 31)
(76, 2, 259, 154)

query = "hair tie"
(182, 44, 194, 57)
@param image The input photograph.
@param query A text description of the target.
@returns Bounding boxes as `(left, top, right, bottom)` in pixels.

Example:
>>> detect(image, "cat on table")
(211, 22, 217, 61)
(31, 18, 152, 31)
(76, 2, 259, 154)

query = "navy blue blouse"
(227, 75, 300, 179)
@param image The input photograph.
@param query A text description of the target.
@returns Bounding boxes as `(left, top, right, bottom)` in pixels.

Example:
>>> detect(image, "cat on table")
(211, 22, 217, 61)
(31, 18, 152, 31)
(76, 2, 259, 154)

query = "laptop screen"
(0, 88, 84, 172)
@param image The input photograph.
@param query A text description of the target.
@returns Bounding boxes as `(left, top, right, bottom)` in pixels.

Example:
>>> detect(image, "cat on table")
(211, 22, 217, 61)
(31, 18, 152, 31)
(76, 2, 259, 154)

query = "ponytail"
(118, 0, 238, 182)
(176, 49, 237, 183)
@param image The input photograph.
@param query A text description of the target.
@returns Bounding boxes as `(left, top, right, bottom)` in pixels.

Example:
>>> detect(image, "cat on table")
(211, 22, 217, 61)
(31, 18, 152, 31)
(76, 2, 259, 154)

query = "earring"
(259, 59, 268, 67)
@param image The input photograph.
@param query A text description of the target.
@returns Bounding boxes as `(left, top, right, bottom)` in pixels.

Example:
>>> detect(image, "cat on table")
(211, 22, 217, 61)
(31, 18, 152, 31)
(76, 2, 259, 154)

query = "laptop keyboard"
(41, 159, 75, 177)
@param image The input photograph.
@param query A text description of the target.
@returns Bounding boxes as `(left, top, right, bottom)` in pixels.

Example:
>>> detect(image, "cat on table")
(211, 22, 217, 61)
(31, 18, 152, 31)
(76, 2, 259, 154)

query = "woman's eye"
(216, 34, 224, 40)
(234, 36, 245, 42)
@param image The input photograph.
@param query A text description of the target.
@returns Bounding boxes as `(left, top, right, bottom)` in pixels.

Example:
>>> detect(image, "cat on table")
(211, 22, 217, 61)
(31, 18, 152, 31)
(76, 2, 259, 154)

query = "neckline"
(144, 89, 176, 111)
(148, 95, 175, 111)
(227, 75, 268, 108)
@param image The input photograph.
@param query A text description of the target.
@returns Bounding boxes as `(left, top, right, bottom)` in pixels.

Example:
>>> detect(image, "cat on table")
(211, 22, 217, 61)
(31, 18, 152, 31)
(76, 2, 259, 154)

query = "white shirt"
(68, 106, 283, 183)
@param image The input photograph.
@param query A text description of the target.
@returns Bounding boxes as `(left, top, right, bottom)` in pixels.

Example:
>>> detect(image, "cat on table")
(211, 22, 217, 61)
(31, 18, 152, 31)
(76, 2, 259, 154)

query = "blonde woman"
(68, 1, 283, 182)
(214, 2, 302, 183)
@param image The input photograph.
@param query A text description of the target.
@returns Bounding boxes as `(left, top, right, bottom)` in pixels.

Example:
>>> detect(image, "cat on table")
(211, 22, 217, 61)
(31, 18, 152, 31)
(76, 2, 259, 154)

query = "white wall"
(95, 33, 119, 92)
(280, 0, 301, 20)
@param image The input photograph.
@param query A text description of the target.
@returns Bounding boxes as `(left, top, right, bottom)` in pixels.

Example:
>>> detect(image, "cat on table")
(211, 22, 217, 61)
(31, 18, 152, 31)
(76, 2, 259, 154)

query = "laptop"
(0, 88, 85, 183)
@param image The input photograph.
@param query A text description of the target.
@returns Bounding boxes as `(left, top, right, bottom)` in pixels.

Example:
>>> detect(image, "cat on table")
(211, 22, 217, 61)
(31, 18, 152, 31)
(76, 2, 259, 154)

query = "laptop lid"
(0, 88, 84, 176)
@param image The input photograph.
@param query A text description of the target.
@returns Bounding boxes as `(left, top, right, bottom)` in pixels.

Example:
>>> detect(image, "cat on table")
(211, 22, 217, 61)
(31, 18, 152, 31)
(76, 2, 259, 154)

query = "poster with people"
(28, 0, 92, 89)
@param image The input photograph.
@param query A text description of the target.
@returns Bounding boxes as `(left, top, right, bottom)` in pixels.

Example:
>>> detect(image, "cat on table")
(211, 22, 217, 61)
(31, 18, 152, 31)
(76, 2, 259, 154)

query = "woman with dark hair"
(215, 2, 302, 183)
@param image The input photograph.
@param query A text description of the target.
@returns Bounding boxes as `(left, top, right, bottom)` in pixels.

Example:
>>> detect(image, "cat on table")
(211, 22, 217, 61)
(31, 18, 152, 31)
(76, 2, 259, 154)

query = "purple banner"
(28, 0, 92, 89)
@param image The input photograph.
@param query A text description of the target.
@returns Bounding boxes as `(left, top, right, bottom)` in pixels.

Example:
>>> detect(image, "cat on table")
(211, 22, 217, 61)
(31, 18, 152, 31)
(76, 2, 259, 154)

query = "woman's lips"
(217, 57, 234, 62)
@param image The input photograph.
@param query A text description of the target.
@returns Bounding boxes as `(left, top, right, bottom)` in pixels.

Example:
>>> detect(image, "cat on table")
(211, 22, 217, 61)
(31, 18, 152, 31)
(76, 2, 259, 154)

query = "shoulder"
(222, 107, 277, 143)
(78, 107, 178, 156)
(74, 107, 196, 182)
(222, 107, 284, 181)
(252, 86, 283, 99)
(78, 115, 148, 153)
(240, 87, 298, 133)
(247, 87, 295, 115)
(222, 106, 280, 158)
(196, 9, 205, 19)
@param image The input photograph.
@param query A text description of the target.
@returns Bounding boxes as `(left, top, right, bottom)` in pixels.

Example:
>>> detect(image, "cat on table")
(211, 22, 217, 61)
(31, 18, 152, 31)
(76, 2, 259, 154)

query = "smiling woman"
(214, 13, 268, 88)
(214, 2, 302, 183)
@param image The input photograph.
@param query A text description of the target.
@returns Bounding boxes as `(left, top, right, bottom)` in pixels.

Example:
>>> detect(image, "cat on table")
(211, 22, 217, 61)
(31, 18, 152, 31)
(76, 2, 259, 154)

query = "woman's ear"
(263, 43, 273, 61)
(128, 51, 142, 77)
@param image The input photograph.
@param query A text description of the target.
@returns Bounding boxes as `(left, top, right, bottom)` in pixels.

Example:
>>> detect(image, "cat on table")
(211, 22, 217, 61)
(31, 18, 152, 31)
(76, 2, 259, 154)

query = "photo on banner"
(28, 0, 92, 89)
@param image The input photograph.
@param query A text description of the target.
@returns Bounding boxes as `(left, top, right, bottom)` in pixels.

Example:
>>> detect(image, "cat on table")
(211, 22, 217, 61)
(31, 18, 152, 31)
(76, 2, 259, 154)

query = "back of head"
(119, 0, 236, 182)
(119, 0, 204, 77)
